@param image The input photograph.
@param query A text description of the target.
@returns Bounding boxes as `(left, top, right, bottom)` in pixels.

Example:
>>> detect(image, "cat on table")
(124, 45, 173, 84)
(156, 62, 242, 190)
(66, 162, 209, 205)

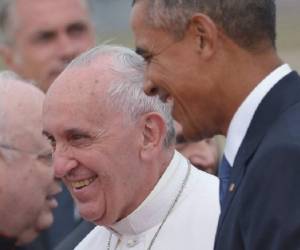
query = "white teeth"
(71, 177, 96, 190)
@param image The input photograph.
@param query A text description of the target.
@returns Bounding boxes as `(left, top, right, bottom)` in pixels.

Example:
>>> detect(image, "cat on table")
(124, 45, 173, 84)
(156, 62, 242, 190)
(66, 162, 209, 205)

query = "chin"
(35, 211, 54, 231)
(78, 202, 105, 225)
(15, 228, 39, 246)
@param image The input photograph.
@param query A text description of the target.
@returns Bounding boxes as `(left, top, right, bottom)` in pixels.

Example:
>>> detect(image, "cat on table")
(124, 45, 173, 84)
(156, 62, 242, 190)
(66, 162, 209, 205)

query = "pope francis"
(42, 45, 220, 250)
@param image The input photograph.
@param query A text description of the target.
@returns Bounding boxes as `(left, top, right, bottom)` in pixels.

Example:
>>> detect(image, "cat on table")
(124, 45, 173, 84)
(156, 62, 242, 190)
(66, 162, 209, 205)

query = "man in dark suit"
(130, 0, 300, 249)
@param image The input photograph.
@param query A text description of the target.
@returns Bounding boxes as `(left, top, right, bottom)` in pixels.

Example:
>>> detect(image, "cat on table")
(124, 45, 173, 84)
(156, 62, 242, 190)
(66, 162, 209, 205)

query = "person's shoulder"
(190, 166, 219, 187)
(174, 166, 220, 232)
(75, 226, 108, 250)
(261, 100, 300, 148)
(186, 166, 220, 205)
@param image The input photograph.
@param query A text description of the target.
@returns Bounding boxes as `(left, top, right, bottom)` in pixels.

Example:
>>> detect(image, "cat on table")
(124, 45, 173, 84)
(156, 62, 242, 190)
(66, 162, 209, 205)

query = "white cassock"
(75, 151, 220, 250)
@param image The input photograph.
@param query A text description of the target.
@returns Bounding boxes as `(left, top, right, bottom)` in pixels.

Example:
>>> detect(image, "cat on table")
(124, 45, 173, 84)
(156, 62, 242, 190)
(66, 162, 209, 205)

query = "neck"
(217, 44, 282, 135)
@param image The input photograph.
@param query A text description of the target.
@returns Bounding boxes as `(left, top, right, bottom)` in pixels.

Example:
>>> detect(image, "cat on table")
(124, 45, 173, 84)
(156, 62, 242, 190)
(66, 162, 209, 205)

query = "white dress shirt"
(224, 64, 292, 166)
(75, 151, 220, 250)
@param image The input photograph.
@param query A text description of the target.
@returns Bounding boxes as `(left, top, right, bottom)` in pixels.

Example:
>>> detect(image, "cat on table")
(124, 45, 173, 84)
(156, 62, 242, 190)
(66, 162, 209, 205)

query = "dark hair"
(134, 0, 276, 51)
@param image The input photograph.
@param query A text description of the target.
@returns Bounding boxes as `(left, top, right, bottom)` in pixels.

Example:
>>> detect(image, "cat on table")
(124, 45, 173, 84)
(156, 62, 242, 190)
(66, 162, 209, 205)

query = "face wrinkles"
(43, 58, 161, 225)
(43, 82, 109, 148)
(135, 34, 179, 64)
(137, 38, 177, 102)
(44, 122, 103, 197)
(0, 132, 60, 243)
(146, 56, 202, 139)
(132, 14, 182, 102)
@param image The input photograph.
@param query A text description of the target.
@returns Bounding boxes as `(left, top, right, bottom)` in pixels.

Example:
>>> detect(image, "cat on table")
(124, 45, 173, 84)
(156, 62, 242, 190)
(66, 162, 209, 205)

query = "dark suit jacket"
(215, 71, 300, 250)
(54, 221, 95, 250)
(0, 235, 16, 250)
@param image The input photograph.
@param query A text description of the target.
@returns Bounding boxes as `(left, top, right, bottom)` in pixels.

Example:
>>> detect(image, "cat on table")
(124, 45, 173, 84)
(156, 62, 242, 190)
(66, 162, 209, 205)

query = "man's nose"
(57, 34, 78, 62)
(52, 153, 78, 179)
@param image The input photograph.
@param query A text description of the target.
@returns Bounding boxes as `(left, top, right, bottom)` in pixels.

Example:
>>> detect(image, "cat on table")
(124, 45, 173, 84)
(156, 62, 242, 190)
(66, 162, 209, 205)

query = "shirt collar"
(224, 64, 292, 166)
(107, 150, 189, 236)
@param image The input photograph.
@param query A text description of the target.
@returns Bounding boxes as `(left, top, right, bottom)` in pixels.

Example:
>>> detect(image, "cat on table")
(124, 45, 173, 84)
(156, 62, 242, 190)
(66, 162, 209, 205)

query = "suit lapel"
(216, 71, 300, 236)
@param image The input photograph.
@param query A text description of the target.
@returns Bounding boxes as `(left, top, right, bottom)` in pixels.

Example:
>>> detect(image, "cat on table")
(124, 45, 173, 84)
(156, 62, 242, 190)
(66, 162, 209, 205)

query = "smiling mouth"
(71, 176, 97, 190)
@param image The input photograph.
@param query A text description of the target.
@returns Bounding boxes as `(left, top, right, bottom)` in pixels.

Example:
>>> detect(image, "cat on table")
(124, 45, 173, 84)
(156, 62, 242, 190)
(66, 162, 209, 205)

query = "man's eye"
(69, 134, 92, 147)
(33, 32, 56, 44)
(70, 134, 87, 140)
(67, 23, 88, 37)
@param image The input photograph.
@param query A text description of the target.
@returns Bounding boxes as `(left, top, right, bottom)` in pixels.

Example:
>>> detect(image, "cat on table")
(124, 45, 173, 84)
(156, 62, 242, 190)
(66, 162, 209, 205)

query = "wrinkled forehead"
(46, 64, 111, 101)
(43, 66, 113, 127)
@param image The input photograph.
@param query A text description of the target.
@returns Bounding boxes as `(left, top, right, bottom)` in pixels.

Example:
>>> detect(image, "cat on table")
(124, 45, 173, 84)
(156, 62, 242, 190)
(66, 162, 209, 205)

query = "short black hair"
(134, 0, 276, 51)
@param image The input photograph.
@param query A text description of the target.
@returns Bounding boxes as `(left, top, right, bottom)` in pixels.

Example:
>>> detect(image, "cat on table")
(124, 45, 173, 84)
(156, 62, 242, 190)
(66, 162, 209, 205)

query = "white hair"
(68, 45, 175, 147)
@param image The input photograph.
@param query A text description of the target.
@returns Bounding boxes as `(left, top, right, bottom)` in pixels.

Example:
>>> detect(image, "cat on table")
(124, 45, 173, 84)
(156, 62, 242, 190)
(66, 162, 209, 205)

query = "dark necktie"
(219, 155, 232, 209)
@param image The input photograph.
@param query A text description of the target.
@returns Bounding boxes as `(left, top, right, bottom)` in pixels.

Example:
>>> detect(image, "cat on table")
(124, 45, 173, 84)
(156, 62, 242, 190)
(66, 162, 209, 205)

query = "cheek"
(172, 101, 188, 124)
(74, 145, 139, 224)
(75, 179, 113, 224)
(146, 62, 172, 89)
(76, 35, 94, 51)
(0, 170, 45, 233)
(24, 169, 52, 210)
(43, 168, 55, 187)
(71, 166, 110, 221)
(18, 44, 49, 64)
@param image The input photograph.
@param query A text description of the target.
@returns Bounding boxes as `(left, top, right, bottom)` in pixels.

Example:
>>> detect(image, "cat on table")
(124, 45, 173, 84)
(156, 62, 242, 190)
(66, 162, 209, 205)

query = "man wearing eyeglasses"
(0, 71, 61, 250)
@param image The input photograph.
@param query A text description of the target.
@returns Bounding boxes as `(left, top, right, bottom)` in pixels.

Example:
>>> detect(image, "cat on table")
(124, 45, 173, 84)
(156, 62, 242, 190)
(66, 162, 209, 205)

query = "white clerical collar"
(107, 150, 188, 236)
(224, 64, 292, 166)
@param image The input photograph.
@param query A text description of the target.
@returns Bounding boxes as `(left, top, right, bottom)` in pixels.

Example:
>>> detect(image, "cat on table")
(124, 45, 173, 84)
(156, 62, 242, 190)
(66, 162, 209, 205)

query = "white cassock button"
(126, 238, 138, 247)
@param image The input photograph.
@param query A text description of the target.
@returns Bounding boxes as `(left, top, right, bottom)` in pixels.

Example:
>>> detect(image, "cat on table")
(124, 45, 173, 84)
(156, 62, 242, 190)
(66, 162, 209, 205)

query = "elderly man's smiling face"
(42, 64, 152, 226)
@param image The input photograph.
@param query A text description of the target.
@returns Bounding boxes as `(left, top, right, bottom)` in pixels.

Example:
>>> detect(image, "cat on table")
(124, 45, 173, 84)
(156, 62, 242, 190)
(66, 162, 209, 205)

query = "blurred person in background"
(0, 0, 95, 92)
(174, 121, 219, 175)
(0, 0, 96, 249)
(43, 45, 220, 250)
(0, 71, 61, 250)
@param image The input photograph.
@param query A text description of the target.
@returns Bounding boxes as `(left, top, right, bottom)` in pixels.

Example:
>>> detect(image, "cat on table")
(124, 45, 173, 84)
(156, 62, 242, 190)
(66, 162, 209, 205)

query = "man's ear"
(187, 13, 219, 59)
(139, 112, 166, 160)
(0, 44, 20, 72)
